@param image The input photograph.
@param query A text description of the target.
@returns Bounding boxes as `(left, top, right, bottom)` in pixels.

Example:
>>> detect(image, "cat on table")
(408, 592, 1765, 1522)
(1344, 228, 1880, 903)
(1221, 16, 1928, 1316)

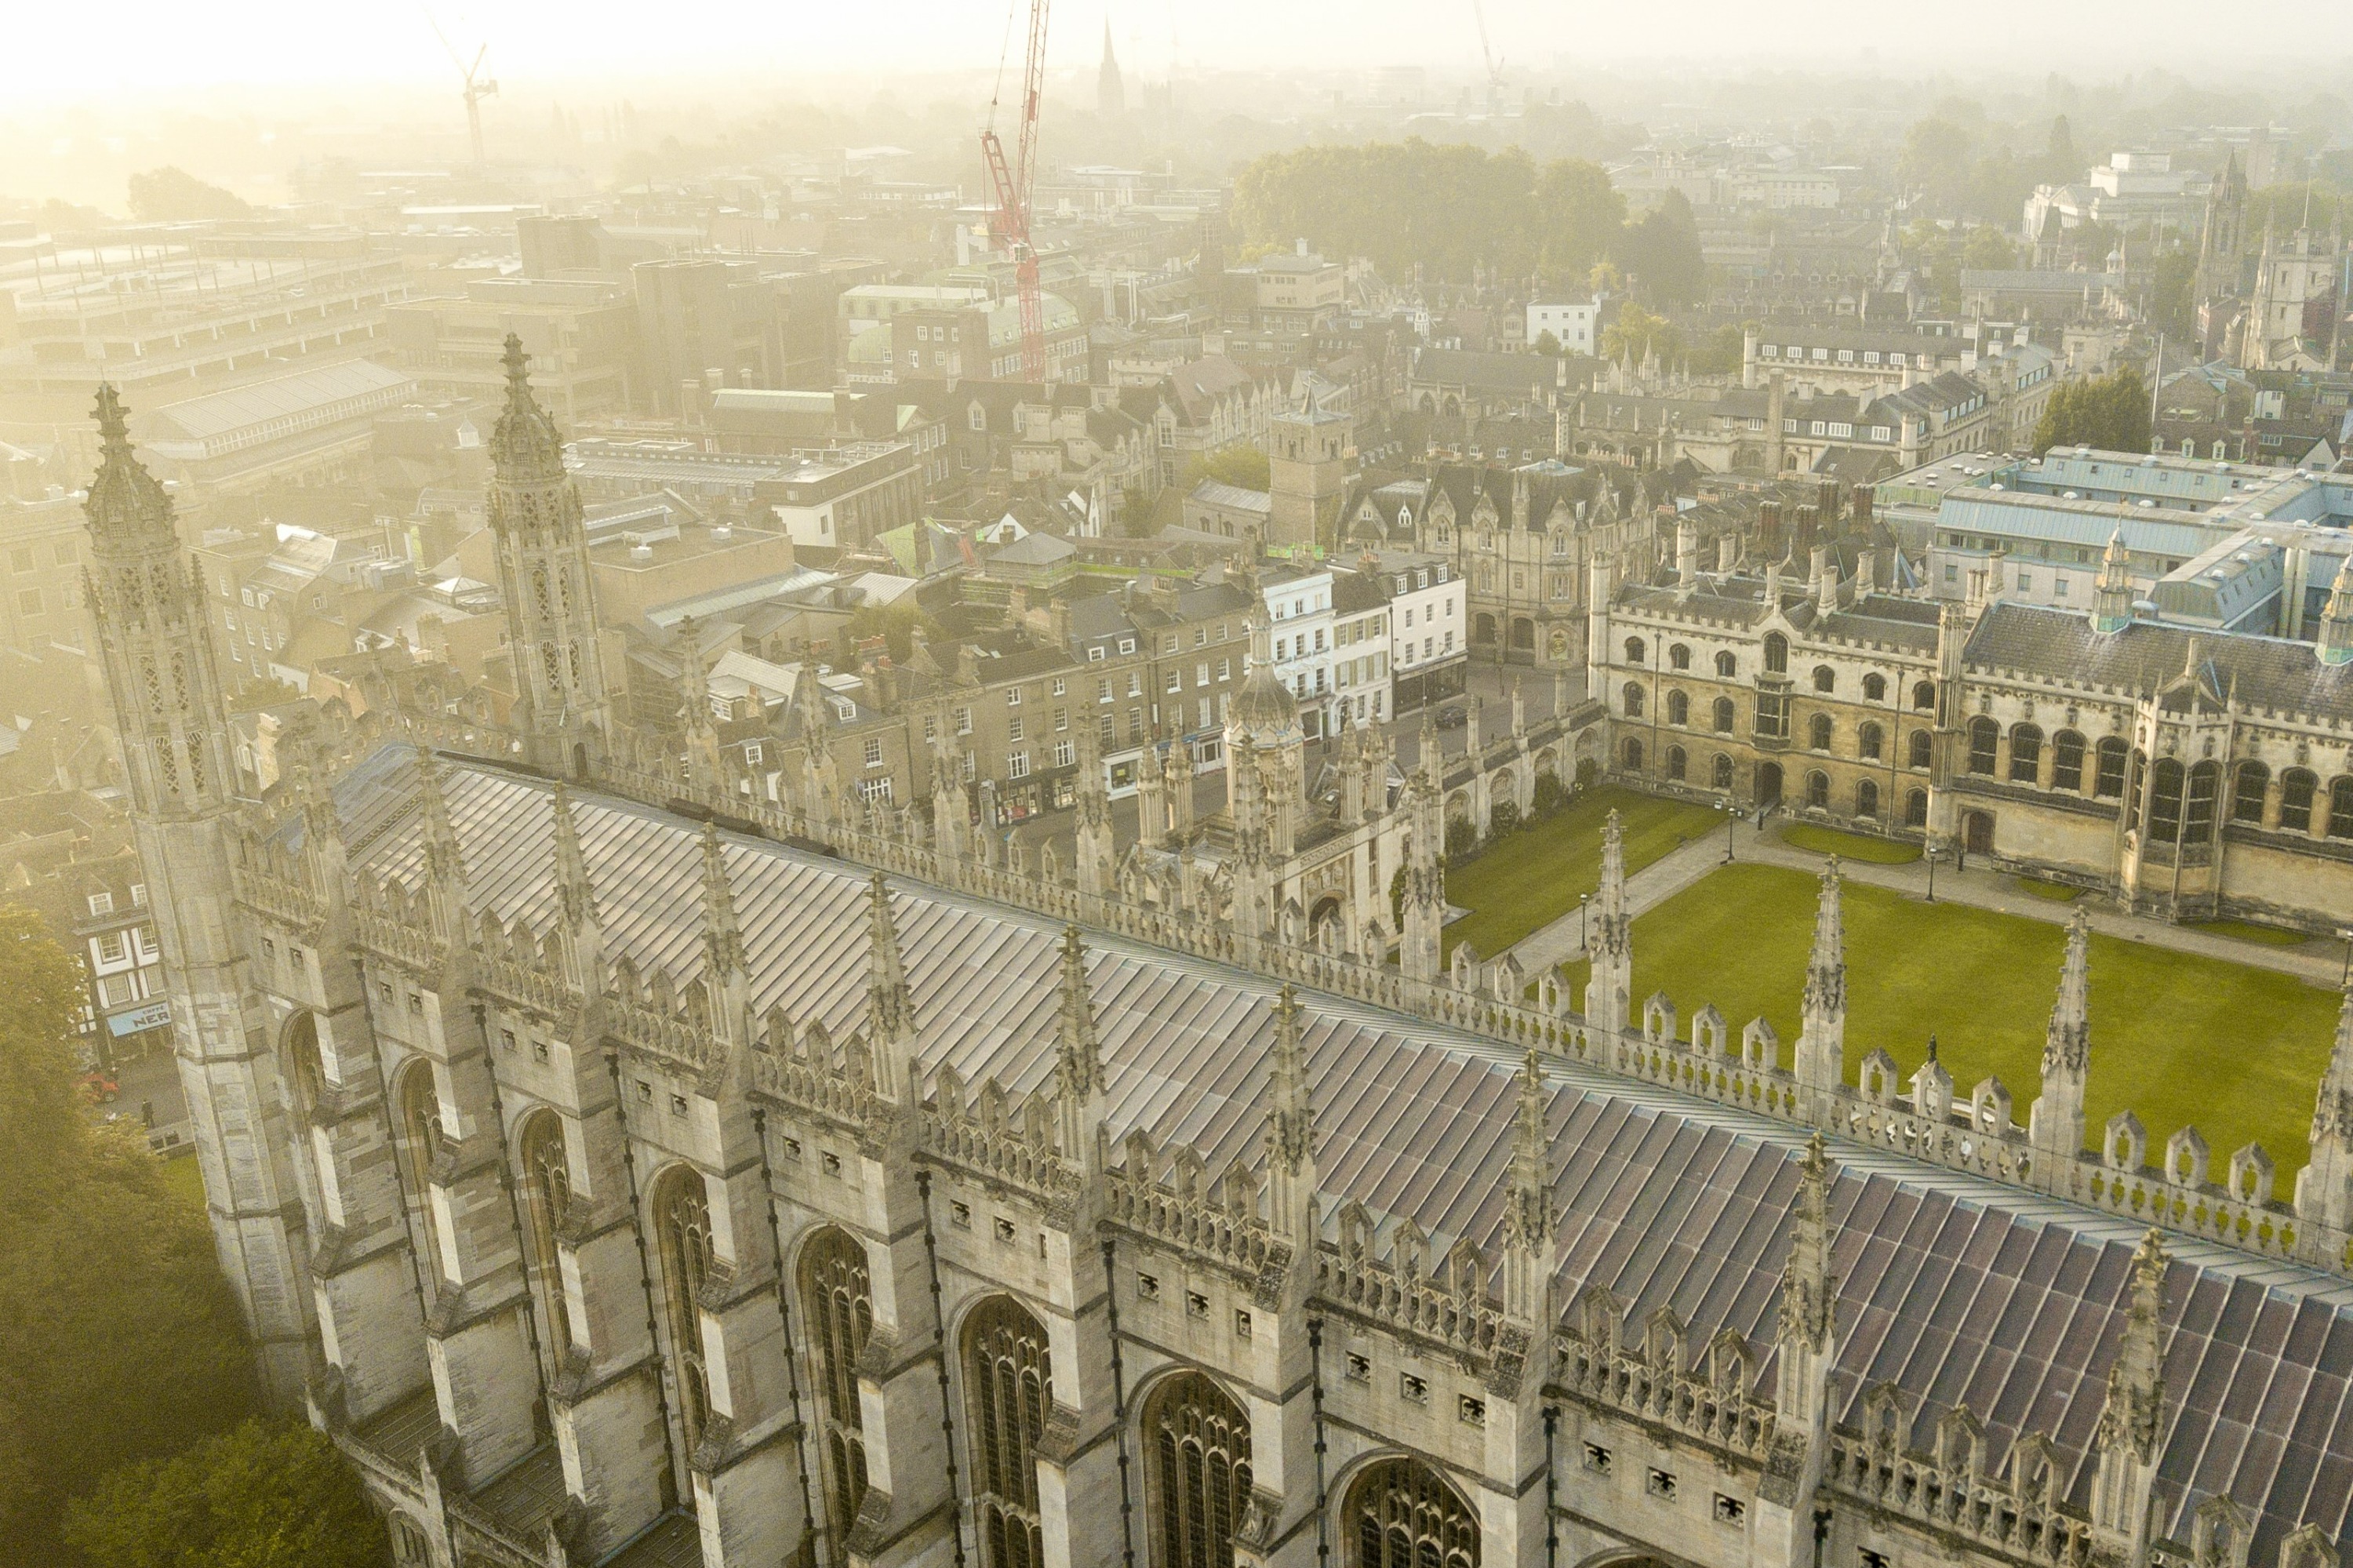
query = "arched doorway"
(965, 1296, 1053, 1568)
(1142, 1371, 1253, 1568)
(802, 1227, 874, 1552)
(1344, 1457, 1479, 1568)
(1964, 810, 1995, 855)
(1757, 763, 1784, 807)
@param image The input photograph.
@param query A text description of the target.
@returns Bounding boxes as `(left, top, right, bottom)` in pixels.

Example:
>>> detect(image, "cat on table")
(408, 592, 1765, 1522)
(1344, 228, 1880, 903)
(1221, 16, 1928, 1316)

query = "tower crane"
(1470, 0, 1506, 118)
(430, 17, 499, 169)
(980, 0, 1051, 381)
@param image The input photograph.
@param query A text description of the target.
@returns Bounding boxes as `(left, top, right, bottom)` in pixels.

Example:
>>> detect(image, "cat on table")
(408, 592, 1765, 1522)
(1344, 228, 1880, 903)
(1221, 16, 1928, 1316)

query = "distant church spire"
(1096, 17, 1125, 118)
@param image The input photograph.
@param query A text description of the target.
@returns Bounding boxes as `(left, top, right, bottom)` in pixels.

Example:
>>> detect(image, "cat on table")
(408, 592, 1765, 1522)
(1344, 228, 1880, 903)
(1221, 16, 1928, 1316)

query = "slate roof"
(329, 747, 2353, 1558)
(1966, 602, 2353, 720)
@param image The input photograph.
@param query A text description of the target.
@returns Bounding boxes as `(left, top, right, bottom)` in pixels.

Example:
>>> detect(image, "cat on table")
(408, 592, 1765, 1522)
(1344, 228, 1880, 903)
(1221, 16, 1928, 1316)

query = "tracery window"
(802, 1228, 874, 1548)
(652, 1166, 715, 1452)
(2094, 739, 2129, 799)
(1346, 1457, 1479, 1568)
(2148, 759, 2185, 841)
(1966, 719, 1999, 775)
(2232, 762, 2268, 823)
(1712, 697, 1736, 733)
(392, 1062, 448, 1303)
(2186, 762, 2220, 843)
(518, 1111, 573, 1359)
(1763, 633, 1788, 675)
(1667, 689, 1689, 726)
(966, 1296, 1052, 1568)
(1908, 729, 1932, 770)
(2282, 769, 2318, 833)
(1858, 722, 1883, 762)
(1144, 1371, 1253, 1568)
(2052, 731, 2086, 792)
(2009, 724, 2042, 784)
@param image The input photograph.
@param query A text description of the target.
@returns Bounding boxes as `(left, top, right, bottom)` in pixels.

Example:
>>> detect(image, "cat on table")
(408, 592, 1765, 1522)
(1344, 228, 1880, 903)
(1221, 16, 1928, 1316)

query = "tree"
(1533, 330, 1562, 357)
(1961, 225, 2017, 271)
(2044, 115, 2080, 182)
(1600, 303, 1683, 366)
(1898, 118, 1977, 210)
(125, 167, 252, 224)
(0, 907, 256, 1562)
(2032, 367, 2151, 455)
(1611, 189, 1706, 307)
(1202, 444, 1271, 491)
(63, 1420, 388, 1568)
(2150, 249, 2199, 342)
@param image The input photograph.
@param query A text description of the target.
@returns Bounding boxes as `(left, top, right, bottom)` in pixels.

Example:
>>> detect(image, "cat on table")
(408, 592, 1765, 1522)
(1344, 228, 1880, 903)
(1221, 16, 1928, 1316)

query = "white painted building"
(1358, 550, 1466, 711)
(1260, 565, 1337, 738)
(1526, 298, 1600, 354)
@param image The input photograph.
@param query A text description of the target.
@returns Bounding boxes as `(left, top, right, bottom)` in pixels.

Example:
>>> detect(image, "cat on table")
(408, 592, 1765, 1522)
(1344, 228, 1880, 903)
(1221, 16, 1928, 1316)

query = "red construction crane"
(980, 0, 1051, 381)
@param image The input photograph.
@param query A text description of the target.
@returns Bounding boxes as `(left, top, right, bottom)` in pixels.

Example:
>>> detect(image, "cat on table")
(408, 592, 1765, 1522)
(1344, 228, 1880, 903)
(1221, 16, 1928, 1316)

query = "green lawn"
(2013, 876, 2085, 902)
(1559, 863, 2342, 1170)
(2191, 919, 2311, 948)
(157, 1151, 206, 1211)
(1443, 787, 1726, 959)
(1779, 822, 1922, 864)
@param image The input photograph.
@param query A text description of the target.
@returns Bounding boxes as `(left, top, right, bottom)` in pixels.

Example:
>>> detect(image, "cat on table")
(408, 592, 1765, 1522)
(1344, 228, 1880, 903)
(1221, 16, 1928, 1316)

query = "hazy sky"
(16, 0, 2353, 103)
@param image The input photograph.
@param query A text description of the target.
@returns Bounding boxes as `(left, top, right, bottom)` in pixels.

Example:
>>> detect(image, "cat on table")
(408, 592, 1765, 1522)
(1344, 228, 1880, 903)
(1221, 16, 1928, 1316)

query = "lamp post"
(2339, 927, 2353, 990)
(1720, 795, 1737, 864)
(1925, 842, 1941, 903)
(1580, 893, 1591, 951)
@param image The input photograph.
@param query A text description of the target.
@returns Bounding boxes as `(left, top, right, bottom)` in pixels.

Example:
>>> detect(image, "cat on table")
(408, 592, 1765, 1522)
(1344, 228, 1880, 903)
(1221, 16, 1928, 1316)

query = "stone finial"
(1805, 858, 1846, 1013)
(1266, 984, 1312, 1173)
(2046, 908, 2092, 1077)
(1505, 1046, 1555, 1246)
(1056, 926, 1103, 1098)
(84, 383, 177, 548)
(698, 822, 744, 980)
(1781, 1133, 1838, 1353)
(551, 781, 596, 928)
(866, 872, 914, 1054)
(416, 749, 465, 889)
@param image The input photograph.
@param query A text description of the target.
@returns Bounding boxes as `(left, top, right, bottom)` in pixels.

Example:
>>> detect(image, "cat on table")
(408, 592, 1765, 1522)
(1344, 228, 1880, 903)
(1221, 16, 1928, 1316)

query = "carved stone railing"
(351, 905, 442, 975)
(478, 951, 569, 1020)
(1104, 1161, 1286, 1290)
(1315, 1246, 1502, 1359)
(918, 1073, 1082, 1208)
(1824, 1435, 2093, 1568)
(232, 862, 325, 932)
(366, 728, 2353, 1288)
(1553, 1332, 1777, 1460)
(761, 1049, 878, 1130)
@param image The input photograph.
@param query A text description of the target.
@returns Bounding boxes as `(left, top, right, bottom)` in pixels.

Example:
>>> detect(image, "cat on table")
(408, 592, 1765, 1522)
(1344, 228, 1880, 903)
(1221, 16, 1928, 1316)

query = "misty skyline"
(16, 0, 2353, 103)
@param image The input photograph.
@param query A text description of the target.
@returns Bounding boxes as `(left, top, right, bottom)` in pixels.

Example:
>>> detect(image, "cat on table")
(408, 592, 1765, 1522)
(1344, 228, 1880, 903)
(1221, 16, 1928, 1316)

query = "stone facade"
(1589, 541, 2353, 932)
(90, 351, 2353, 1568)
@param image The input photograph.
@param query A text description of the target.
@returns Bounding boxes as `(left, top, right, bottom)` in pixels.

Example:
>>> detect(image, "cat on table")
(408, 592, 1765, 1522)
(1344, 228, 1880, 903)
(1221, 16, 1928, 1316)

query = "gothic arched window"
(391, 1061, 448, 1304)
(1712, 697, 1736, 733)
(1715, 651, 1737, 678)
(1622, 682, 1645, 719)
(2282, 768, 2318, 833)
(2329, 777, 2353, 840)
(1811, 664, 1835, 693)
(1908, 729, 1932, 769)
(1624, 636, 1646, 664)
(1905, 788, 1929, 827)
(1966, 719, 1999, 776)
(2233, 762, 2269, 823)
(1666, 745, 1686, 782)
(1911, 681, 1937, 711)
(1144, 1371, 1253, 1568)
(2052, 731, 2086, 792)
(2148, 759, 2185, 841)
(2187, 761, 2221, 843)
(1808, 714, 1833, 751)
(1763, 633, 1789, 675)
(1858, 722, 1883, 762)
(2009, 724, 2042, 784)
(517, 1110, 574, 1360)
(1668, 643, 1691, 671)
(1862, 672, 1886, 702)
(1345, 1457, 1479, 1568)
(802, 1228, 874, 1548)
(966, 1296, 1052, 1568)
(651, 1166, 715, 1453)
(2094, 739, 2130, 799)
(1667, 689, 1689, 726)
(1806, 770, 1831, 809)
(1857, 779, 1880, 818)
(1711, 753, 1734, 790)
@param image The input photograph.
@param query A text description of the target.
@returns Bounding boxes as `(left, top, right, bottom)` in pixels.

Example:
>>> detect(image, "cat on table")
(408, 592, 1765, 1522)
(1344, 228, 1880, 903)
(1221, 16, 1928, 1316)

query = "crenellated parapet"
(1553, 1289, 1777, 1463)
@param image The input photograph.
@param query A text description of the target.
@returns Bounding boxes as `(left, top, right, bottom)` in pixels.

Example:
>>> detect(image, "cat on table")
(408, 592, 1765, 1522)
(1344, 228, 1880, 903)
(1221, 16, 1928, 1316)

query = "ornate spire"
(491, 333, 566, 481)
(2102, 1230, 2168, 1460)
(1504, 1046, 1554, 1246)
(1584, 809, 1634, 1034)
(2046, 907, 2091, 1076)
(867, 872, 915, 1050)
(417, 749, 465, 889)
(551, 781, 596, 928)
(2321, 556, 2353, 665)
(699, 822, 744, 980)
(1795, 860, 1846, 1098)
(2318, 988, 2353, 1149)
(1267, 984, 1312, 1172)
(1781, 1133, 1837, 1353)
(84, 384, 176, 551)
(1056, 926, 1104, 1098)
(2093, 529, 2135, 634)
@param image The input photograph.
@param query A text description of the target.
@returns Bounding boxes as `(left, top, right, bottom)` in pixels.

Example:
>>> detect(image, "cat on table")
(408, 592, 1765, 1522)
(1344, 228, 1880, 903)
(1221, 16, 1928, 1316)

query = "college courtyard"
(1442, 787, 2348, 1170)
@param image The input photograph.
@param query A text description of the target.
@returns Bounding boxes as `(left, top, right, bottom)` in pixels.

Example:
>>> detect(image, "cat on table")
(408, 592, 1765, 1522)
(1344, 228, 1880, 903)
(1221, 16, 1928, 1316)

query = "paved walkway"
(1504, 817, 2348, 989)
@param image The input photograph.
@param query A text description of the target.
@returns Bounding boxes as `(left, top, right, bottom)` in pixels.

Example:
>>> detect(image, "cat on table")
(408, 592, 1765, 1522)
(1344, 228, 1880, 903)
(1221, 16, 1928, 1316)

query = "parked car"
(1435, 704, 1467, 729)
